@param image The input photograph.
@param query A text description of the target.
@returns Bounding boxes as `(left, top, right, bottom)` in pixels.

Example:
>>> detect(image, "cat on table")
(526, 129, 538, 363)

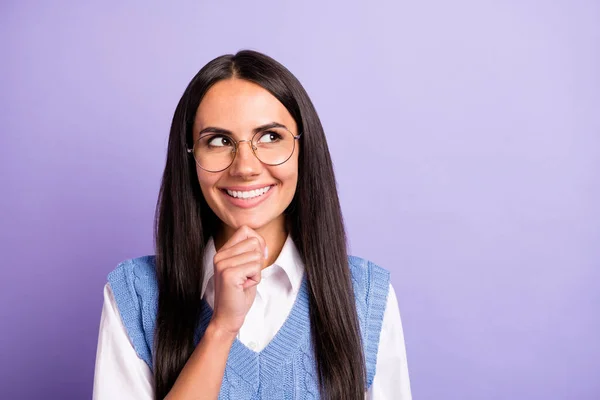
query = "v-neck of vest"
(197, 273, 311, 381)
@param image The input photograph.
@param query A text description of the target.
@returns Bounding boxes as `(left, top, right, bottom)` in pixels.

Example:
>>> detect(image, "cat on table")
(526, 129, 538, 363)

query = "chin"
(222, 211, 283, 232)
(223, 214, 270, 231)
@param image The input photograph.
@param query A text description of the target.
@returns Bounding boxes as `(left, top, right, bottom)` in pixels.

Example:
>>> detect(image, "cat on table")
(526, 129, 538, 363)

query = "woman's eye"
(207, 136, 231, 147)
(257, 132, 282, 143)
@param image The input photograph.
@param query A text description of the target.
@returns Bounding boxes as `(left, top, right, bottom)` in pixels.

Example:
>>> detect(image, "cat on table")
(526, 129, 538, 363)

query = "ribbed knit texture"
(107, 255, 390, 399)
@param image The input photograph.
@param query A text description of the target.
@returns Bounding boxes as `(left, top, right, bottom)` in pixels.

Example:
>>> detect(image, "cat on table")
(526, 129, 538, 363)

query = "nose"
(228, 140, 262, 178)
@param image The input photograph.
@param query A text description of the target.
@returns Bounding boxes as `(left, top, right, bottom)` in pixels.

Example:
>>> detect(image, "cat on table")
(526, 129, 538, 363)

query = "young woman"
(93, 50, 411, 399)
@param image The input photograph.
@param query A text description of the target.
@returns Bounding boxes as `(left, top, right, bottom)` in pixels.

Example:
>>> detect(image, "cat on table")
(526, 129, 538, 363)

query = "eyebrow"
(198, 122, 289, 137)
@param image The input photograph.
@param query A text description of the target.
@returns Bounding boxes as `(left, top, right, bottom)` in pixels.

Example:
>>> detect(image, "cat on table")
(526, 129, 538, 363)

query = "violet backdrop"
(1, 1, 599, 399)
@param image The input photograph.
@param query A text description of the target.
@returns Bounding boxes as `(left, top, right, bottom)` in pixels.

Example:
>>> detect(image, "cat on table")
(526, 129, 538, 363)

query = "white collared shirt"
(93, 236, 412, 399)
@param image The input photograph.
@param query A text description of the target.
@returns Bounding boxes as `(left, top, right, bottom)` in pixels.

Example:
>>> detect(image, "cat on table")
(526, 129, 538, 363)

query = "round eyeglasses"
(187, 127, 302, 172)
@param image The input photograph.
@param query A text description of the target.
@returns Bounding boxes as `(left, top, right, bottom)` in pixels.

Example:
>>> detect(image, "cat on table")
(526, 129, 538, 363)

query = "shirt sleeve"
(92, 283, 154, 400)
(366, 283, 412, 400)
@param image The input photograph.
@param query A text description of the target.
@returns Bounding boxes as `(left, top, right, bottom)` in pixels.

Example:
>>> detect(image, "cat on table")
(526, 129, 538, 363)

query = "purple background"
(1, 1, 599, 399)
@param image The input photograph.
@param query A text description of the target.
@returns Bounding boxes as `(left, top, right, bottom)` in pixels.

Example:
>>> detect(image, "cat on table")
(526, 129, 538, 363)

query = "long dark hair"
(154, 50, 365, 399)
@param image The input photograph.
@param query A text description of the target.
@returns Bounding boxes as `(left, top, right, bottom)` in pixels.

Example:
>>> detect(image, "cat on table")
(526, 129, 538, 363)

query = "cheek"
(196, 168, 219, 198)
(277, 161, 299, 196)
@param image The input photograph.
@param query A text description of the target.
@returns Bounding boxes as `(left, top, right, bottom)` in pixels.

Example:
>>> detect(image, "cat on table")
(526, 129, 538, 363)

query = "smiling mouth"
(222, 185, 273, 200)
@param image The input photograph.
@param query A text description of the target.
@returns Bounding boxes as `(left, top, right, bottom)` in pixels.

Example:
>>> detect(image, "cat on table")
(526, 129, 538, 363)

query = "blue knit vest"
(108, 255, 390, 399)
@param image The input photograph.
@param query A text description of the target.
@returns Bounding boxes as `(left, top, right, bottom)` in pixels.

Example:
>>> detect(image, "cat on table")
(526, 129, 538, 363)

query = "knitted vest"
(108, 255, 390, 399)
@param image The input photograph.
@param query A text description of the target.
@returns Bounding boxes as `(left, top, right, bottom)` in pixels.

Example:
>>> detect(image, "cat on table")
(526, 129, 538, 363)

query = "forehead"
(194, 78, 297, 137)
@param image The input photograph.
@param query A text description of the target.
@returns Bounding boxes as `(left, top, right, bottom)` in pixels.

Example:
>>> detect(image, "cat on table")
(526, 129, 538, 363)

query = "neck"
(215, 217, 288, 269)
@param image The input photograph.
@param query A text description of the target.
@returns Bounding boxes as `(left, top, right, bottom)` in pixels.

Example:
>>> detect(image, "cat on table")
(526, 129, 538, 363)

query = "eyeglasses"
(187, 128, 302, 172)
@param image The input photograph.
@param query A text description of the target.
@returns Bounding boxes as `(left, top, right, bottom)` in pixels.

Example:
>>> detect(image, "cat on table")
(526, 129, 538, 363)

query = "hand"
(209, 225, 268, 336)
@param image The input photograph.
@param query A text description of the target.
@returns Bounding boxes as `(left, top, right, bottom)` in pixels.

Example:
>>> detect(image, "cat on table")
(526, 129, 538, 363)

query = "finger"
(214, 249, 264, 272)
(221, 261, 262, 288)
(238, 262, 262, 289)
(214, 237, 264, 266)
(220, 225, 266, 254)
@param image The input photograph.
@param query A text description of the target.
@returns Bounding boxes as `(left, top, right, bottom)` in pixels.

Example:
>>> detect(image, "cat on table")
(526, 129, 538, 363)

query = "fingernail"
(264, 245, 269, 260)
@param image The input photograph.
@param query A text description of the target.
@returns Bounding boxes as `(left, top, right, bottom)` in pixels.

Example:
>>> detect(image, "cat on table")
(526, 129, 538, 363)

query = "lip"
(220, 184, 276, 209)
(220, 184, 275, 191)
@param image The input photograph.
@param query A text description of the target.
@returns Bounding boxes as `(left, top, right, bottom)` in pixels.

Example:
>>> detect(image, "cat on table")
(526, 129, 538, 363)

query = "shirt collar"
(201, 234, 304, 296)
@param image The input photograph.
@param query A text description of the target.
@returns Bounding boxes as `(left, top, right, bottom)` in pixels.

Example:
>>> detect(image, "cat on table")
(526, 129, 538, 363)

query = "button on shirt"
(93, 236, 412, 399)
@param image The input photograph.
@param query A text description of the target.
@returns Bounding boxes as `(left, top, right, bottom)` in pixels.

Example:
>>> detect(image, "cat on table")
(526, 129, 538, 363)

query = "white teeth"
(226, 186, 271, 199)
